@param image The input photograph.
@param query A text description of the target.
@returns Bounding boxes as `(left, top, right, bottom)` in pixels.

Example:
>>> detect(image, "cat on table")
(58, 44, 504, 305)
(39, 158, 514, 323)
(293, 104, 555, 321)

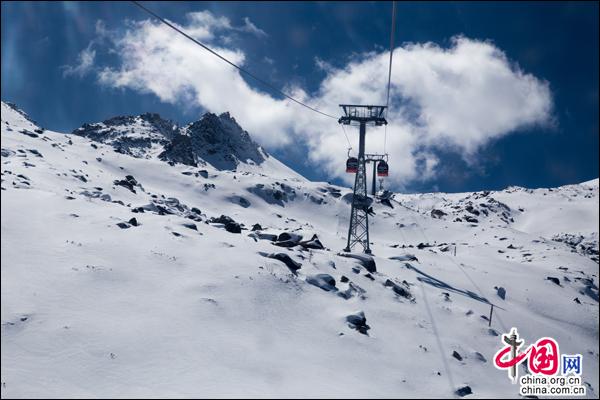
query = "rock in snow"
(384, 279, 413, 300)
(346, 311, 370, 335)
(495, 286, 506, 300)
(299, 234, 325, 250)
(338, 253, 377, 273)
(389, 254, 419, 262)
(546, 276, 561, 286)
(113, 175, 141, 194)
(455, 385, 473, 397)
(306, 274, 337, 292)
(262, 252, 302, 275)
(210, 215, 242, 233)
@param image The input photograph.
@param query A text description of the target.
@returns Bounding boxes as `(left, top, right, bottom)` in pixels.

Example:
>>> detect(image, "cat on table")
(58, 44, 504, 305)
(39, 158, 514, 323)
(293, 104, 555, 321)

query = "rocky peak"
(70, 108, 267, 170)
(182, 111, 266, 170)
(72, 112, 179, 158)
(85, 112, 178, 139)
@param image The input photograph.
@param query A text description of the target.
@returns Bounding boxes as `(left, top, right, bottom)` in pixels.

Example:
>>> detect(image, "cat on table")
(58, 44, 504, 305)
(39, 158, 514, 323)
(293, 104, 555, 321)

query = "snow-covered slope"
(1, 102, 598, 398)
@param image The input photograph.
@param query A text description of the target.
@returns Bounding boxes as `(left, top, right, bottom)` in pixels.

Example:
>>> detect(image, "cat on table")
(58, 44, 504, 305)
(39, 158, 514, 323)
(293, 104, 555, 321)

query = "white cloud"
(72, 13, 553, 187)
(314, 57, 333, 73)
(62, 45, 96, 77)
(241, 17, 267, 38)
(184, 11, 232, 40)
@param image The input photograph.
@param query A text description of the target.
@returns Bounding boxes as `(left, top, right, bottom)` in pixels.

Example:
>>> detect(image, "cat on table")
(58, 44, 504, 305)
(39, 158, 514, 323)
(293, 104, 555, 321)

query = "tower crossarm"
(339, 104, 388, 126)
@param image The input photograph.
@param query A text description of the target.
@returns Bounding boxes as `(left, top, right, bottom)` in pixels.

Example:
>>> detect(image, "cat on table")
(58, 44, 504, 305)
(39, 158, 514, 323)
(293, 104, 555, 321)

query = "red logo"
(494, 328, 560, 382)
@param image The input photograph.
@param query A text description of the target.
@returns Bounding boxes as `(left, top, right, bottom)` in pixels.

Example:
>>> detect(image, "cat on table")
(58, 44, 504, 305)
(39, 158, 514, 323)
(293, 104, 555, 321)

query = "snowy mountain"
(72, 110, 268, 171)
(73, 113, 179, 158)
(1, 101, 598, 398)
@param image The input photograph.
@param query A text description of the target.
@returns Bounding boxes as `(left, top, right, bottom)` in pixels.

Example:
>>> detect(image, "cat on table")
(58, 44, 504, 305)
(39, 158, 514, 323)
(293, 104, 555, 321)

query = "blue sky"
(2, 1, 598, 193)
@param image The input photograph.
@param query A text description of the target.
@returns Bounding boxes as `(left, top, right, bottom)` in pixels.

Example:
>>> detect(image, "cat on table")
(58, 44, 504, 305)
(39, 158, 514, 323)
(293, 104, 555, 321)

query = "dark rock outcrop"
(306, 274, 337, 292)
(262, 252, 302, 275)
(210, 215, 242, 233)
(159, 134, 196, 166)
(338, 253, 376, 273)
(431, 209, 447, 219)
(346, 311, 370, 335)
(185, 112, 266, 170)
(455, 386, 472, 397)
(113, 175, 141, 194)
(299, 234, 325, 250)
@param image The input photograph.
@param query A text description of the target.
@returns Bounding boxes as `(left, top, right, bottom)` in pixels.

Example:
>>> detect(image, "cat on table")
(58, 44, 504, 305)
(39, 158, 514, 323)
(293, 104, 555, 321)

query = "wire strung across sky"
(341, 124, 352, 149)
(130, 1, 339, 120)
(383, 1, 397, 155)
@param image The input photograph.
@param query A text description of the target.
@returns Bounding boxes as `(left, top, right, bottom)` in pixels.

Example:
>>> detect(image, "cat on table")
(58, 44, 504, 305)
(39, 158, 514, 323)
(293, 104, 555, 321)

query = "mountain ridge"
(71, 108, 267, 171)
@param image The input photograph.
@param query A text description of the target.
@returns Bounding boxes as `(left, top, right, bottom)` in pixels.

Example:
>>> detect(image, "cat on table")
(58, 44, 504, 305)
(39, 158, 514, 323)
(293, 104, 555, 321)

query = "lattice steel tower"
(339, 105, 387, 254)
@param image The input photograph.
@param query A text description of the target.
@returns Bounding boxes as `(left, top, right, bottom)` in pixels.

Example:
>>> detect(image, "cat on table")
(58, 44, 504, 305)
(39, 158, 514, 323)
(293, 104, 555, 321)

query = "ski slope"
(1, 101, 598, 398)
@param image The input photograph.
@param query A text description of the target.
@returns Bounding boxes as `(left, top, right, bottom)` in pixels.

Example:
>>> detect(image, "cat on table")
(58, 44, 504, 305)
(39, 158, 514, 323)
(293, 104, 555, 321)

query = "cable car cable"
(341, 124, 352, 149)
(383, 1, 397, 155)
(130, 1, 339, 120)
(392, 195, 509, 332)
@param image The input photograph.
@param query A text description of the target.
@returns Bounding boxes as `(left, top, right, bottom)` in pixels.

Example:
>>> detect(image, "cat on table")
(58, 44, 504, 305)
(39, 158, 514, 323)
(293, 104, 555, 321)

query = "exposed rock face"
(306, 274, 337, 292)
(431, 209, 447, 219)
(73, 113, 179, 158)
(338, 253, 377, 273)
(184, 112, 266, 170)
(261, 252, 302, 275)
(552, 232, 599, 263)
(210, 215, 243, 233)
(346, 311, 370, 335)
(73, 111, 267, 170)
(159, 134, 196, 166)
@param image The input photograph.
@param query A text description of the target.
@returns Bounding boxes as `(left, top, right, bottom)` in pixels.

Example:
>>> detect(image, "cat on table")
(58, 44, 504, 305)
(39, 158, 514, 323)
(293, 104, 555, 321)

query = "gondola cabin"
(346, 157, 358, 173)
(377, 160, 389, 177)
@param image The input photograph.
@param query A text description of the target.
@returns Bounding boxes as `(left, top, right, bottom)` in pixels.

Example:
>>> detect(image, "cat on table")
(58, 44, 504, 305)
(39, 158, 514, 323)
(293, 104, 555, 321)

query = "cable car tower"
(339, 105, 387, 254)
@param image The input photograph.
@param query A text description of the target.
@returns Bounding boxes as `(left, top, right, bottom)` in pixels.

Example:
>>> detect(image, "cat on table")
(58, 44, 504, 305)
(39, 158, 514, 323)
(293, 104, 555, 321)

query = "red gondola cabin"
(377, 160, 389, 177)
(346, 157, 359, 173)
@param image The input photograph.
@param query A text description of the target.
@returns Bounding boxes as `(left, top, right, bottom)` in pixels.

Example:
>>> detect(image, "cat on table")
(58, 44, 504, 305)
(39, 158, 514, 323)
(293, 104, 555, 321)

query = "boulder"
(113, 175, 139, 194)
(389, 254, 418, 262)
(455, 386, 472, 397)
(495, 286, 506, 300)
(338, 253, 376, 273)
(384, 279, 413, 300)
(257, 233, 278, 241)
(273, 240, 298, 248)
(546, 276, 561, 286)
(182, 222, 197, 231)
(346, 311, 370, 335)
(306, 274, 337, 292)
(299, 234, 325, 250)
(277, 232, 303, 243)
(431, 209, 447, 219)
(210, 215, 242, 234)
(265, 252, 302, 275)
